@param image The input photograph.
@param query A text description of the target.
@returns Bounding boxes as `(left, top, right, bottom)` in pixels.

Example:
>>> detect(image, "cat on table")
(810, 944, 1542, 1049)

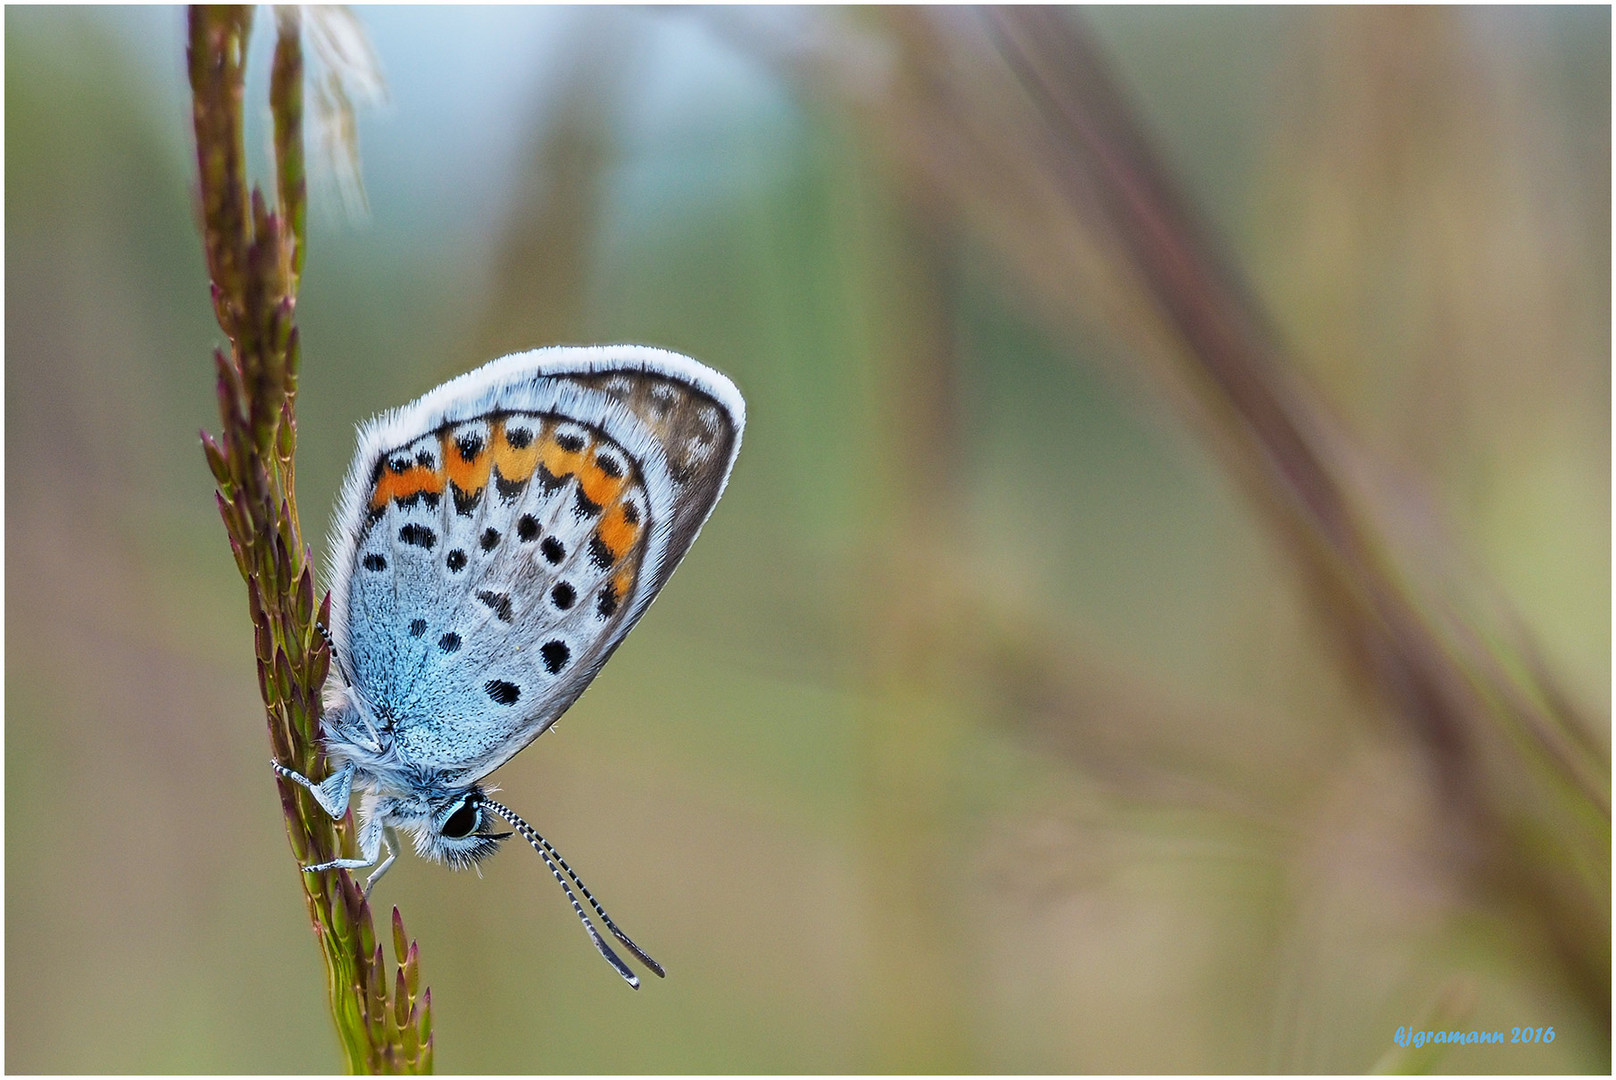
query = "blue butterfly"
(274, 346, 744, 987)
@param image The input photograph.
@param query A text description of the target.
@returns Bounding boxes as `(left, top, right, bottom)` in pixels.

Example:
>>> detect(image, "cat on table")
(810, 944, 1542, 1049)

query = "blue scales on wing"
(338, 366, 741, 783)
(345, 409, 651, 776)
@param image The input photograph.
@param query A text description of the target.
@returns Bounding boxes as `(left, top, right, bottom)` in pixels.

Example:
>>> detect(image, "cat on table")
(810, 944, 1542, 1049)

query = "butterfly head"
(407, 787, 512, 870)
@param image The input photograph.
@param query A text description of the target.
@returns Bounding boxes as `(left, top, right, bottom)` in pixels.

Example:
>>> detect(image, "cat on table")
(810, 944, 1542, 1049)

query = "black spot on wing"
(557, 431, 585, 453)
(363, 553, 387, 572)
(506, 425, 533, 449)
(455, 433, 484, 461)
(399, 523, 437, 549)
(446, 549, 467, 572)
(484, 679, 521, 705)
(541, 640, 571, 674)
(596, 582, 619, 619)
(588, 535, 615, 570)
(573, 487, 602, 520)
(596, 451, 623, 478)
(451, 483, 481, 516)
(517, 514, 539, 541)
(535, 463, 565, 495)
(439, 632, 461, 653)
(540, 537, 565, 564)
(493, 466, 526, 502)
(551, 582, 576, 610)
(396, 489, 440, 511)
(480, 527, 500, 552)
(477, 590, 514, 622)
(409, 618, 427, 638)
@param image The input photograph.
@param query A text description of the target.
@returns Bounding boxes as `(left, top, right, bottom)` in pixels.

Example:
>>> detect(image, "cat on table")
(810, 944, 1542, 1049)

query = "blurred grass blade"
(979, 4, 1608, 1029)
(301, 5, 386, 220)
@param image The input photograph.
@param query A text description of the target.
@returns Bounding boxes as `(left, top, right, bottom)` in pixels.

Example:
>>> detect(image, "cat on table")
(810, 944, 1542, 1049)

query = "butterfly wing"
(327, 346, 744, 782)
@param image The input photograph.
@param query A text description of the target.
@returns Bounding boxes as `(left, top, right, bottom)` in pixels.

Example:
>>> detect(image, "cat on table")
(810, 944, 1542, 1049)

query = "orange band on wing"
(575, 455, 628, 508)
(596, 502, 641, 562)
(612, 568, 636, 603)
(441, 429, 492, 494)
(491, 419, 542, 482)
(538, 433, 583, 482)
(371, 464, 444, 508)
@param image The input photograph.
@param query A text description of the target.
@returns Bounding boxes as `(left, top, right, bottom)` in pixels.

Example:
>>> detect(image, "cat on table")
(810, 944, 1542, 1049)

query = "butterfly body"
(274, 345, 743, 984)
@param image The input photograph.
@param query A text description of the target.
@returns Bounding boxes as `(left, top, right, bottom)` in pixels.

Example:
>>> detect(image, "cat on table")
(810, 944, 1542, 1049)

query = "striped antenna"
(478, 795, 665, 987)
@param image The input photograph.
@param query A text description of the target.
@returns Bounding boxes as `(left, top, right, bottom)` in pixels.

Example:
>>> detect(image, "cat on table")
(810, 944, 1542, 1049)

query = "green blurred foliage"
(6, 6, 1607, 1073)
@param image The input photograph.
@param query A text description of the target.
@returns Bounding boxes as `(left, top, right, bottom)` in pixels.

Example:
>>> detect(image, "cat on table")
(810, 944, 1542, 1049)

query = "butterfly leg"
(300, 809, 386, 879)
(359, 826, 402, 900)
(271, 760, 378, 881)
(272, 759, 356, 820)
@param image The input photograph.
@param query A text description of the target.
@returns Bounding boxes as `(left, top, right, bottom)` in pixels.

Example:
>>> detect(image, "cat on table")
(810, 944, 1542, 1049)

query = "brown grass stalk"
(188, 6, 431, 1071)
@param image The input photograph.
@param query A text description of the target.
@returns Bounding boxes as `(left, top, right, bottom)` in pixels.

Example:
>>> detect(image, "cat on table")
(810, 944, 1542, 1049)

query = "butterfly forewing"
(332, 348, 742, 782)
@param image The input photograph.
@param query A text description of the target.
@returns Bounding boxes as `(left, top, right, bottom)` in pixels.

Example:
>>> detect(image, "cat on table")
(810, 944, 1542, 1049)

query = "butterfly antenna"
(479, 796, 665, 985)
(315, 620, 355, 689)
(515, 816, 666, 979)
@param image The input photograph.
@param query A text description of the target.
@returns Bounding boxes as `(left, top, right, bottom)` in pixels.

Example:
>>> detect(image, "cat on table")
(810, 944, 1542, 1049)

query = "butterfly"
(273, 345, 744, 987)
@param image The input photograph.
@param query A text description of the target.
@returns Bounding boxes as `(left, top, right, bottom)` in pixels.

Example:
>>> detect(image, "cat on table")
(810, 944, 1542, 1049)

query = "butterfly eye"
(440, 799, 480, 839)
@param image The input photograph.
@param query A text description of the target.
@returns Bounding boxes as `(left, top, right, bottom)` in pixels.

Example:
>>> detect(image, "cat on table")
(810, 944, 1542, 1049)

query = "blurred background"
(6, 6, 1608, 1072)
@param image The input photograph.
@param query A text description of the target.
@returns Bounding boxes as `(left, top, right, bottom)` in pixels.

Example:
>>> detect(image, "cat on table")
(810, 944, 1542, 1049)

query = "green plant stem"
(187, 6, 431, 1071)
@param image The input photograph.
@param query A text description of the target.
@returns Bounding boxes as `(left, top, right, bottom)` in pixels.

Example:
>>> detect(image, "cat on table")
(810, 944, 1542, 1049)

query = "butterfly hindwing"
(562, 367, 743, 596)
(329, 347, 743, 781)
